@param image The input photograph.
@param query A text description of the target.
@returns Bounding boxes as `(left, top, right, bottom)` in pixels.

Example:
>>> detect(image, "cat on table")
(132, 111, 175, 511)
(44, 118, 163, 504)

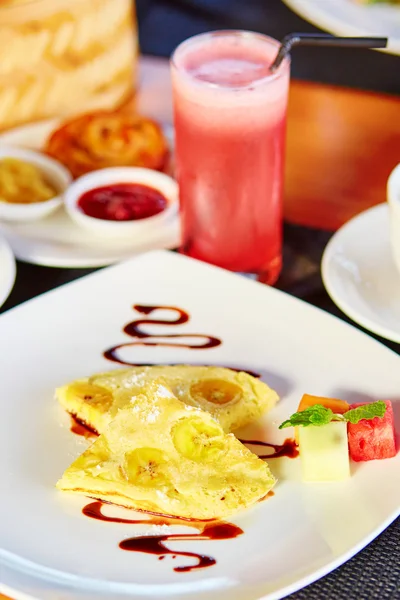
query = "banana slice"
(122, 448, 169, 487)
(189, 379, 242, 405)
(57, 380, 276, 519)
(172, 417, 224, 461)
(57, 381, 113, 433)
(56, 365, 279, 434)
(68, 383, 114, 410)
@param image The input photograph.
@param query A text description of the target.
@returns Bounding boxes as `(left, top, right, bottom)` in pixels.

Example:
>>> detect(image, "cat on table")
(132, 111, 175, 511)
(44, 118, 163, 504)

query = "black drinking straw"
(270, 33, 388, 73)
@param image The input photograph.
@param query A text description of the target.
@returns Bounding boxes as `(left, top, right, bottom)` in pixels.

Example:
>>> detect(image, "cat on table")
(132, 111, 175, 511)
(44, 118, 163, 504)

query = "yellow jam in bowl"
(0, 157, 57, 204)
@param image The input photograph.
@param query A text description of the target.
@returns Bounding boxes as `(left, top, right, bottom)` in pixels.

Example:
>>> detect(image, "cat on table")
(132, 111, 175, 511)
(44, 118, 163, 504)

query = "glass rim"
(170, 30, 290, 91)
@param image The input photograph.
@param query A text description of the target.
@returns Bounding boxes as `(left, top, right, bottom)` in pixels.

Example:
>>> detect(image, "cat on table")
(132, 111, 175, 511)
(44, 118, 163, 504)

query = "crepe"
(57, 381, 275, 519)
(56, 365, 279, 434)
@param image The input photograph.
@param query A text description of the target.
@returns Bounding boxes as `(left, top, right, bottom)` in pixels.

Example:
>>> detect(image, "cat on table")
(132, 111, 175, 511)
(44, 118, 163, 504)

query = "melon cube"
(299, 422, 350, 481)
(347, 401, 397, 462)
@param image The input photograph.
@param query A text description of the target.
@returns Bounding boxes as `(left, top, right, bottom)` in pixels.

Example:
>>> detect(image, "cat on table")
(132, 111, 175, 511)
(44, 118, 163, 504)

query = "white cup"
(388, 163, 400, 275)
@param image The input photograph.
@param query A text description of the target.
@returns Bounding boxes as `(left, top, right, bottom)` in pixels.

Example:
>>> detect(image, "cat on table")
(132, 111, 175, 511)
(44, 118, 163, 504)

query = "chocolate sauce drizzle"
(82, 501, 243, 572)
(104, 305, 222, 365)
(240, 438, 299, 459)
(70, 415, 98, 439)
(103, 304, 260, 377)
(76, 303, 282, 573)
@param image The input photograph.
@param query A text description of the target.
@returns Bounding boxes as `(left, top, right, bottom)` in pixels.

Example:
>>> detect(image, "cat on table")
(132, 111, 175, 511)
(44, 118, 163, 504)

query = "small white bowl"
(63, 167, 178, 239)
(387, 163, 400, 276)
(0, 146, 72, 222)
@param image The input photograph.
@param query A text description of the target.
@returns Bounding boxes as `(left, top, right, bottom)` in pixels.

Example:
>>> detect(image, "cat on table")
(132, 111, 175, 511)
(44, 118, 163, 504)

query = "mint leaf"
(308, 405, 335, 425)
(344, 401, 387, 424)
(278, 404, 342, 429)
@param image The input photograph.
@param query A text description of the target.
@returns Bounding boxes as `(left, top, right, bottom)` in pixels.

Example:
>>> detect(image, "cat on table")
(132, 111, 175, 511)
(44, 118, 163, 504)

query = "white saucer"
(0, 206, 179, 268)
(0, 119, 179, 268)
(0, 233, 16, 308)
(322, 203, 400, 343)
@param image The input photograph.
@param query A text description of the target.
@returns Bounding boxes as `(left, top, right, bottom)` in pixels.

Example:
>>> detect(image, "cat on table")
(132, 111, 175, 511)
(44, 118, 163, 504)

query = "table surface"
(1, 53, 399, 600)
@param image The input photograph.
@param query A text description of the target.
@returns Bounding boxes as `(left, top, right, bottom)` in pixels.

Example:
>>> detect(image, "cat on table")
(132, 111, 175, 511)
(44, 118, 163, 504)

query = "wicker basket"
(0, 0, 138, 130)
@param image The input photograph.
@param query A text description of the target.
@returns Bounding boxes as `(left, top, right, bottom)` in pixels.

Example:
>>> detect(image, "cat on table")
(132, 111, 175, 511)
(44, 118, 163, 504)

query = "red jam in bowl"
(77, 183, 168, 221)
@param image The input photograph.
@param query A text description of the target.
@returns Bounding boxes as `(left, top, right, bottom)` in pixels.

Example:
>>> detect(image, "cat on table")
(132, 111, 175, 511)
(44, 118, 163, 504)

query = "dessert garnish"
(279, 400, 387, 429)
(279, 397, 396, 481)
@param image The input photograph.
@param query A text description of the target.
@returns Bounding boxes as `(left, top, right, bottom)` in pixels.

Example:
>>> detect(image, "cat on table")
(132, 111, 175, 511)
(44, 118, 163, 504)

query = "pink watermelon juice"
(171, 31, 290, 284)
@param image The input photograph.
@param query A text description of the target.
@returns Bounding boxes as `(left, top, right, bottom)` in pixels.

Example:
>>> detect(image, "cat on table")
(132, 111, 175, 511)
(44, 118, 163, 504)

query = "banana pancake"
(57, 381, 276, 519)
(56, 365, 279, 434)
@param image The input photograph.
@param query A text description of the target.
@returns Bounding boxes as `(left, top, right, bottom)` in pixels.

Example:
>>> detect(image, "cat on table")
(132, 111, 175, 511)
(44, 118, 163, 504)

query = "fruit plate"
(0, 250, 399, 600)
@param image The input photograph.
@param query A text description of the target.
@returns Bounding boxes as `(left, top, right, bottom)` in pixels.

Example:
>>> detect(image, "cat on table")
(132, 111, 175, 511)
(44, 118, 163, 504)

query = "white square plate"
(0, 250, 399, 600)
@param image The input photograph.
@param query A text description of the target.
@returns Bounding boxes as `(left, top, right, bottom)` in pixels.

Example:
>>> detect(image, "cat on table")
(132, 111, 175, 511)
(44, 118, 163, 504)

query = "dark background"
(137, 0, 399, 94)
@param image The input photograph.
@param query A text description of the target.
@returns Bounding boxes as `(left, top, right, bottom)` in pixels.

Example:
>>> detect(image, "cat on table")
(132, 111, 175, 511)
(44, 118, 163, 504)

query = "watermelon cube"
(347, 401, 397, 462)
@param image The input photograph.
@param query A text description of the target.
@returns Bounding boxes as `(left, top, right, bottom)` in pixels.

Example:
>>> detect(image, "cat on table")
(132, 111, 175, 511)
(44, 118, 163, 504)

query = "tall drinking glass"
(171, 31, 290, 285)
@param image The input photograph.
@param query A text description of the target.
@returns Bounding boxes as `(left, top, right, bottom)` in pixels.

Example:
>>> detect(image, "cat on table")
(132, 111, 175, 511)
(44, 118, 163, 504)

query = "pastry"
(56, 365, 279, 434)
(45, 111, 169, 178)
(57, 380, 275, 519)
